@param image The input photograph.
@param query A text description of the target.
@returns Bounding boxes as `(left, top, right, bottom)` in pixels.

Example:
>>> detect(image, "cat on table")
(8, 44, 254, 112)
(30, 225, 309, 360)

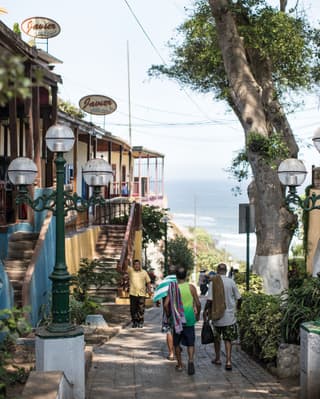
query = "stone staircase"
(95, 225, 126, 260)
(90, 225, 127, 302)
(4, 231, 39, 307)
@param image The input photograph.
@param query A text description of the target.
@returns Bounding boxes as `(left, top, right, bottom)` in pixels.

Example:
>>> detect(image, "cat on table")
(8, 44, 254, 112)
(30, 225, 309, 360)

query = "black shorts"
(173, 325, 195, 347)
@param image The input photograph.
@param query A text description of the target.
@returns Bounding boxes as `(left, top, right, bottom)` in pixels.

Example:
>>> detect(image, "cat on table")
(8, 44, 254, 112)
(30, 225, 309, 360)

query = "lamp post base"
(35, 326, 85, 399)
(300, 322, 320, 399)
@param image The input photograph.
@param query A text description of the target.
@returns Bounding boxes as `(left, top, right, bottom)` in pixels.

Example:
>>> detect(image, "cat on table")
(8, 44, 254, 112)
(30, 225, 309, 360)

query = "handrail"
(118, 202, 139, 272)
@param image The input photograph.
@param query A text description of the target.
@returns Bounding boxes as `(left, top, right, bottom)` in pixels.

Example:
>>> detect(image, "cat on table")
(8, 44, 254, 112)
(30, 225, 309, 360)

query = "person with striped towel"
(153, 265, 177, 360)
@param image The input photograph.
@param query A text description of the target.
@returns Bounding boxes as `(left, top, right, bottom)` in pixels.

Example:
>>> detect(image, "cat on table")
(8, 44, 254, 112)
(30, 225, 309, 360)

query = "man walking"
(204, 263, 241, 371)
(164, 266, 201, 375)
(153, 264, 177, 361)
(126, 259, 152, 328)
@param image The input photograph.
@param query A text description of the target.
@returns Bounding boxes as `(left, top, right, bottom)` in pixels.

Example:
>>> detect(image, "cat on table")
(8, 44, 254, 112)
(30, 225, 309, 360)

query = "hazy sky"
(1, 0, 320, 184)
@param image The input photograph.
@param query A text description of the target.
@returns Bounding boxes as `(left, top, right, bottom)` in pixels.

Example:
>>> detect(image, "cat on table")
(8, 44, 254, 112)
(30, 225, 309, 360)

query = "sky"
(0, 0, 320, 186)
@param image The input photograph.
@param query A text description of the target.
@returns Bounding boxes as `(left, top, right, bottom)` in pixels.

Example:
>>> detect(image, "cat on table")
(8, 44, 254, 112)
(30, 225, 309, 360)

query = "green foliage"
(192, 227, 227, 271)
(234, 272, 264, 294)
(281, 276, 320, 344)
(0, 51, 33, 106)
(58, 98, 85, 119)
(69, 296, 98, 325)
(0, 307, 31, 341)
(227, 149, 250, 183)
(141, 205, 167, 248)
(247, 131, 290, 165)
(13, 23, 21, 36)
(288, 258, 307, 289)
(0, 308, 32, 397)
(167, 235, 194, 274)
(71, 258, 120, 301)
(237, 292, 282, 363)
(149, 0, 319, 100)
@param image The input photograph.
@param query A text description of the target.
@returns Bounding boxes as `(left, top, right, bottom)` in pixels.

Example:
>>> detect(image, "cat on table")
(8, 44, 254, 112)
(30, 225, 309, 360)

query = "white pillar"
(300, 322, 320, 399)
(36, 326, 85, 399)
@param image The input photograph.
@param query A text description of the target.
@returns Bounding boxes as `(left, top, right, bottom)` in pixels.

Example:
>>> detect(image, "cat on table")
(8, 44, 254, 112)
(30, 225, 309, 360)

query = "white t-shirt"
(207, 275, 241, 327)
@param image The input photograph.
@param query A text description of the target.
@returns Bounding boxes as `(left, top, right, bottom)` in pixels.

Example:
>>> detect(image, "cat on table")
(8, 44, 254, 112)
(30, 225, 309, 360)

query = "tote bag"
(201, 320, 214, 344)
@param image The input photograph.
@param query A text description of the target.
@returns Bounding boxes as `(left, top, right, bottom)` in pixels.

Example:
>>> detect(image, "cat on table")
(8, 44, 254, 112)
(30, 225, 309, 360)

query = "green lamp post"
(277, 128, 320, 324)
(8, 124, 113, 333)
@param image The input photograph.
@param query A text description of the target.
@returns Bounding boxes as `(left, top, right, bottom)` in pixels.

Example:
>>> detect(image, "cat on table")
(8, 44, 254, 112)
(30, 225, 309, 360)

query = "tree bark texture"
(209, 0, 298, 293)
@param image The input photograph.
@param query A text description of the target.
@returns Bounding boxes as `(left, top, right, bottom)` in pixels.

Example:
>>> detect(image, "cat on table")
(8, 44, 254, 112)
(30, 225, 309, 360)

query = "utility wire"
(122, 0, 217, 122)
(123, 0, 167, 64)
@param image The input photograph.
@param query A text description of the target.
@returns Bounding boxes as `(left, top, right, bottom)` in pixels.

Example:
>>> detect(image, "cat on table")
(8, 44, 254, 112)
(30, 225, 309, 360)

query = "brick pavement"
(86, 305, 299, 399)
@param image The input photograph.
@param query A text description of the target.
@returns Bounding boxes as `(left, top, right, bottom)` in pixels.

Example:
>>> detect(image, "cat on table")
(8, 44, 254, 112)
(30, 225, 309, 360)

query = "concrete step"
(9, 231, 38, 241)
(4, 259, 28, 270)
(7, 248, 35, 260)
(8, 240, 36, 252)
(6, 269, 26, 280)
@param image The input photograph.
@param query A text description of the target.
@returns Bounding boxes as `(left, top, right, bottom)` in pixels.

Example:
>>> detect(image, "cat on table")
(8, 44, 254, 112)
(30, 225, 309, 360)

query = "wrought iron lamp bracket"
(16, 185, 107, 215)
(286, 186, 320, 212)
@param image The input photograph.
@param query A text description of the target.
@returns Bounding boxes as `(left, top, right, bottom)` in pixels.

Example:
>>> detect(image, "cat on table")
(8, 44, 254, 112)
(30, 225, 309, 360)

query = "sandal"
(211, 359, 222, 365)
(225, 364, 232, 371)
(166, 355, 175, 361)
(175, 364, 183, 372)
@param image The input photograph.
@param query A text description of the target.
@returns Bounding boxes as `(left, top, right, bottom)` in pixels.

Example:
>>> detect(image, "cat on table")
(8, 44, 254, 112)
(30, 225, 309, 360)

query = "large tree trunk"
(209, 0, 298, 293)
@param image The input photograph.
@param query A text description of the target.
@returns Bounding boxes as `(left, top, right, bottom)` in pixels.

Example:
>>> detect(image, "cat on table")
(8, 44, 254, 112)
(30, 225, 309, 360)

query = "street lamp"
(278, 129, 320, 398)
(161, 215, 169, 277)
(8, 124, 113, 333)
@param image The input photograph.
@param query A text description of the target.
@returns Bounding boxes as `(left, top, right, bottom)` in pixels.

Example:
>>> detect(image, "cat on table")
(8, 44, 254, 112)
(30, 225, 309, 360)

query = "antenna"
(127, 40, 132, 146)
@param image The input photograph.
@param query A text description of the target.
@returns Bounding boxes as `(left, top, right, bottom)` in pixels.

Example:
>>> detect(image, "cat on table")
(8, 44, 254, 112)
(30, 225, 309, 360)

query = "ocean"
(165, 179, 256, 263)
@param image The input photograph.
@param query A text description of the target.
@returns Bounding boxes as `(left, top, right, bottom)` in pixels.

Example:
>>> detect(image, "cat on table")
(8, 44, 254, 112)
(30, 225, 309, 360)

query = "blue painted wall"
(29, 215, 56, 326)
(0, 188, 57, 327)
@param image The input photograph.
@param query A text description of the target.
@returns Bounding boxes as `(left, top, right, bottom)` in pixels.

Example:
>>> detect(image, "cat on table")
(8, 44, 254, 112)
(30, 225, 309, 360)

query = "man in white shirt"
(203, 263, 241, 371)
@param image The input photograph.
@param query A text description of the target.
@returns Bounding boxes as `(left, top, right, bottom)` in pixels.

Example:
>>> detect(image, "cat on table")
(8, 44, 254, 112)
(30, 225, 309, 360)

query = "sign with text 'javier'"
(21, 17, 61, 39)
(79, 95, 117, 116)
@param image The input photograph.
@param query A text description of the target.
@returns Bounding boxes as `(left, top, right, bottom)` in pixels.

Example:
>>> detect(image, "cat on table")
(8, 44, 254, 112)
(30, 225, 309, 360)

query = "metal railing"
(118, 201, 141, 272)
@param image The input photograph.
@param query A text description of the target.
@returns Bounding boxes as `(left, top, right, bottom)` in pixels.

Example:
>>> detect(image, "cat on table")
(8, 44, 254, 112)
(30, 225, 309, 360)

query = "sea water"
(165, 179, 256, 263)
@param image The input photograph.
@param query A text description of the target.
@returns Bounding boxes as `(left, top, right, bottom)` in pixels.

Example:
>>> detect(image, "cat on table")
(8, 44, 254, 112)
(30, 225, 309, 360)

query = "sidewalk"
(86, 306, 299, 399)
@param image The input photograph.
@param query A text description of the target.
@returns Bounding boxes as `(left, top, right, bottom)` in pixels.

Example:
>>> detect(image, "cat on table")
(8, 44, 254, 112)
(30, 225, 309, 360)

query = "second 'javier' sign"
(79, 95, 117, 116)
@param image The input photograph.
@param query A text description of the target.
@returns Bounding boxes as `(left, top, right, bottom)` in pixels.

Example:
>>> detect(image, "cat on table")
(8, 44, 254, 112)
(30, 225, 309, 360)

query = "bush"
(234, 272, 264, 294)
(167, 235, 194, 275)
(281, 276, 320, 344)
(69, 296, 98, 324)
(237, 292, 282, 364)
(0, 308, 32, 396)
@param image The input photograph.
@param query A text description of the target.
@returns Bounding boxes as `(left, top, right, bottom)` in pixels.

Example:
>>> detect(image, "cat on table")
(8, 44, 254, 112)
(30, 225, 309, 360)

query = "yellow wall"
(65, 226, 100, 275)
(306, 188, 320, 274)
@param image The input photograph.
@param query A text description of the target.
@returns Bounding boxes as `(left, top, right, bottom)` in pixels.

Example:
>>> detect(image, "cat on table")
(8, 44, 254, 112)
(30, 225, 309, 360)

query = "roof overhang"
(132, 146, 164, 159)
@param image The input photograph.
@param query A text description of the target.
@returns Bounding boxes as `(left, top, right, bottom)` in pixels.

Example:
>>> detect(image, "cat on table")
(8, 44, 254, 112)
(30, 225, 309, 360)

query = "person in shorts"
(203, 263, 242, 370)
(164, 266, 201, 375)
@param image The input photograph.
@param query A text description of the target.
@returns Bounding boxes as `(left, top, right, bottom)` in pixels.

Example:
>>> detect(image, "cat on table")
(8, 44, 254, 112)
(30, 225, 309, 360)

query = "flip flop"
(211, 359, 222, 365)
(167, 355, 175, 361)
(225, 364, 232, 371)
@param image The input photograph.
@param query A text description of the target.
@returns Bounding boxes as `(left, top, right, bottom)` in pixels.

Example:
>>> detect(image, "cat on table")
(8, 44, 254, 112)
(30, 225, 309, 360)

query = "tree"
(167, 235, 195, 274)
(0, 50, 33, 106)
(141, 205, 167, 266)
(149, 0, 320, 293)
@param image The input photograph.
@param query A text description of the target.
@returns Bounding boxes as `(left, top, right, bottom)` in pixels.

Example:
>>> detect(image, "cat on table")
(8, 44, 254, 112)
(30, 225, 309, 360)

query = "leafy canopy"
(141, 205, 168, 248)
(149, 0, 319, 102)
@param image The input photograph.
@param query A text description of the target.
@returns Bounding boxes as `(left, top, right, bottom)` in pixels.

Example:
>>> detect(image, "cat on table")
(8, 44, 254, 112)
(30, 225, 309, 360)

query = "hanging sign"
(21, 17, 61, 39)
(79, 95, 117, 116)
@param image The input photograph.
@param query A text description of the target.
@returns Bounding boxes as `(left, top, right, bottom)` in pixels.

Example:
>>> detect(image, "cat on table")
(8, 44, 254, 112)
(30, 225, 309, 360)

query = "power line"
(123, 0, 167, 64)
(122, 0, 218, 122)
